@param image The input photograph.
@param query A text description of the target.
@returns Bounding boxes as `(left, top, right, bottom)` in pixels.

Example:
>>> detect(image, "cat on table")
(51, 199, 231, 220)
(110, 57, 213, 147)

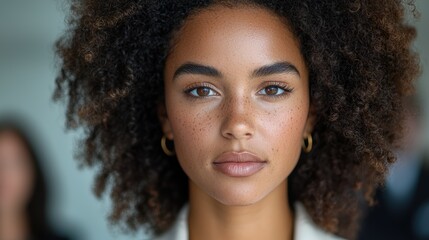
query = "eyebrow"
(251, 62, 300, 78)
(172, 61, 300, 80)
(173, 62, 222, 80)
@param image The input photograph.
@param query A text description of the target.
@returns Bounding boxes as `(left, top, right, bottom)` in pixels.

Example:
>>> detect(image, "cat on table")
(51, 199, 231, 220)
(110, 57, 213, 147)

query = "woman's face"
(160, 5, 313, 205)
(0, 131, 34, 212)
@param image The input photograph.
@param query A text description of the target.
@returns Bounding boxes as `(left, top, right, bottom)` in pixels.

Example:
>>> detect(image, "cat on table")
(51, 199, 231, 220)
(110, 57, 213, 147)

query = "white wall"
(0, 1, 427, 239)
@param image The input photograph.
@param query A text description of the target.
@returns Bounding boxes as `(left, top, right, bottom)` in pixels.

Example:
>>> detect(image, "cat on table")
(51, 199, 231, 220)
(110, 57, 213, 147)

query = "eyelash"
(183, 82, 294, 99)
(183, 83, 219, 99)
(257, 82, 294, 99)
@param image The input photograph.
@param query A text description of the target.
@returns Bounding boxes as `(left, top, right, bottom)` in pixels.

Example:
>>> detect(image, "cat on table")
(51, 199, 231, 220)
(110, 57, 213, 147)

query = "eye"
(186, 86, 219, 97)
(257, 83, 293, 96)
(259, 86, 284, 95)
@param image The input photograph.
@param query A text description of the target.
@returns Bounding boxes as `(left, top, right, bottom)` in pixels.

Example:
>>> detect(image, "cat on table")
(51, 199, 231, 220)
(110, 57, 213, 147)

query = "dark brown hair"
(53, 0, 420, 238)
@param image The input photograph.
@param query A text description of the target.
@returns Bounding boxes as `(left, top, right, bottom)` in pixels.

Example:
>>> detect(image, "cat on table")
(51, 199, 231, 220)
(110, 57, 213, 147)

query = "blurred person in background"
(358, 96, 429, 240)
(0, 118, 71, 240)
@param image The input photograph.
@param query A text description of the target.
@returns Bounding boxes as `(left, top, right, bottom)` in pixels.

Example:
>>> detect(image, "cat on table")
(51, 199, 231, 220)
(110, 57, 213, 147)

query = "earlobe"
(157, 101, 174, 140)
(302, 106, 316, 153)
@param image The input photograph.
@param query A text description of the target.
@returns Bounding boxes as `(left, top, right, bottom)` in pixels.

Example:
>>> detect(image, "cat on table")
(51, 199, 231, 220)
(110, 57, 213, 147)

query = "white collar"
(153, 202, 345, 240)
(293, 202, 345, 240)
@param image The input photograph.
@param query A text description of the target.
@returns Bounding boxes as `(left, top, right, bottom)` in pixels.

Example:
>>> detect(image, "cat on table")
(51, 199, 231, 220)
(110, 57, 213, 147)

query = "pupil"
(266, 86, 278, 95)
(197, 87, 210, 96)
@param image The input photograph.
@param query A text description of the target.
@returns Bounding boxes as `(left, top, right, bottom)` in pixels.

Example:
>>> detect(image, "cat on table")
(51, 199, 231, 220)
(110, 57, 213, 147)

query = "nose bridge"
(220, 92, 255, 139)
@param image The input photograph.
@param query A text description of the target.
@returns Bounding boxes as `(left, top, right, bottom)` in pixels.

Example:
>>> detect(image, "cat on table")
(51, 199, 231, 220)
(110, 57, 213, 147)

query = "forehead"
(166, 5, 306, 75)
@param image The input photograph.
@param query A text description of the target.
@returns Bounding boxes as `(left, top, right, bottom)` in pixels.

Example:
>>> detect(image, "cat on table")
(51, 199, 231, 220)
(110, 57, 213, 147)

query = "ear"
(303, 104, 317, 137)
(157, 101, 174, 140)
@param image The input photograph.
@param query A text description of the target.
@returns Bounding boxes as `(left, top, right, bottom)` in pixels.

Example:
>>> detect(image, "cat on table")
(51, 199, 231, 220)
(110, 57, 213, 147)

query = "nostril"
(221, 124, 254, 140)
(220, 107, 255, 140)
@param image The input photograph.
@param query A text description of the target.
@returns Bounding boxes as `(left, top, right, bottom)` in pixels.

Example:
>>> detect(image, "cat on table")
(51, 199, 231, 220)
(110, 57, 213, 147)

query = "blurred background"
(0, 0, 427, 240)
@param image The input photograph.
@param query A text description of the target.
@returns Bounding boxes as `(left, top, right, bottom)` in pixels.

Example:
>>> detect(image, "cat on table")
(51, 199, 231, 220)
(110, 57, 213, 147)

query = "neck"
(0, 209, 29, 240)
(188, 180, 293, 240)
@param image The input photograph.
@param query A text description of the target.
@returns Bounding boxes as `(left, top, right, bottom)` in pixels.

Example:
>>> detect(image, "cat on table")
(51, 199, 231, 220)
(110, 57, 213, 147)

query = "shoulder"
(294, 202, 345, 240)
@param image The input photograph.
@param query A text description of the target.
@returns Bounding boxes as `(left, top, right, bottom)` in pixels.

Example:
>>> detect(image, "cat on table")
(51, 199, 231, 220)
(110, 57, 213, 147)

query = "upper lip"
(213, 151, 266, 163)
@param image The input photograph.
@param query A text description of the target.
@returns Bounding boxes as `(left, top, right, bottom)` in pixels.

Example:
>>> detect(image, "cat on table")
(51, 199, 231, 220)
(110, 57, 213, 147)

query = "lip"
(213, 151, 267, 177)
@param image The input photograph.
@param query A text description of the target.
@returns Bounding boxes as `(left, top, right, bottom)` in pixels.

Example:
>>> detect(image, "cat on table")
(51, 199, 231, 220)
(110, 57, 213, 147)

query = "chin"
(188, 170, 286, 207)
(207, 183, 272, 206)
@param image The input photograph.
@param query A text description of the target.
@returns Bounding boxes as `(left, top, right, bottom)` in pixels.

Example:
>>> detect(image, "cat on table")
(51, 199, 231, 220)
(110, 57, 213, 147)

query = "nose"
(220, 95, 255, 140)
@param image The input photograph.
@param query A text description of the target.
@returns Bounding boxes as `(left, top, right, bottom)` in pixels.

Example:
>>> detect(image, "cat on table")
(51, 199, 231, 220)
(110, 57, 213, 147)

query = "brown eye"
(197, 87, 210, 96)
(187, 86, 218, 97)
(265, 86, 279, 95)
(257, 84, 293, 97)
(259, 86, 284, 96)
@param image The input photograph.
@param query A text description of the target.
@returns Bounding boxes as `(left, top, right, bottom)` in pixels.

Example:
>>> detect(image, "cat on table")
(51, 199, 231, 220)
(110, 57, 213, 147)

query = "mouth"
(212, 151, 267, 177)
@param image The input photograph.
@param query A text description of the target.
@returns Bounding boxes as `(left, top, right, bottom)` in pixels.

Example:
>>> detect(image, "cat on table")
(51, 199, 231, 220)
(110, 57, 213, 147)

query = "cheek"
(260, 102, 308, 171)
(167, 104, 217, 166)
(272, 107, 306, 145)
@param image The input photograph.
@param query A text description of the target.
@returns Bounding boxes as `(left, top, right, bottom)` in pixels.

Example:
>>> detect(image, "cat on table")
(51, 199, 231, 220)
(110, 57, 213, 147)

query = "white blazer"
(153, 202, 345, 240)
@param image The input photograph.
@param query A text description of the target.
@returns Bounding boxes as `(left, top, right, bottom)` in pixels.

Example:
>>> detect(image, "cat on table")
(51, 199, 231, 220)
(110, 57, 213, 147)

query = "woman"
(0, 120, 70, 240)
(53, 0, 420, 239)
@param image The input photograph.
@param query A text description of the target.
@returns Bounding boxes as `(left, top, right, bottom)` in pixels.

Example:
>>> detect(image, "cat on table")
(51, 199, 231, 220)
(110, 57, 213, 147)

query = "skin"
(159, 5, 314, 240)
(0, 131, 33, 240)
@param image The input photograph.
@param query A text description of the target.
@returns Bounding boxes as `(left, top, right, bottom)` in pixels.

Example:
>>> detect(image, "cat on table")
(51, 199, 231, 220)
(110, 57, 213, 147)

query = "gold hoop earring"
(302, 133, 313, 153)
(161, 135, 175, 156)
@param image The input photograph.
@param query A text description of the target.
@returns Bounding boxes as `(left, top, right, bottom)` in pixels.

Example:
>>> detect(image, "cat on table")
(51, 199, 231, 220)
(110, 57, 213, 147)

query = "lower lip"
(213, 162, 267, 177)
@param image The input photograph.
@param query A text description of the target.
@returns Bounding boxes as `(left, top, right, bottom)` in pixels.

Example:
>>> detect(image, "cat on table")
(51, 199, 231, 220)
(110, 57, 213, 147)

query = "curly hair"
(53, 0, 420, 238)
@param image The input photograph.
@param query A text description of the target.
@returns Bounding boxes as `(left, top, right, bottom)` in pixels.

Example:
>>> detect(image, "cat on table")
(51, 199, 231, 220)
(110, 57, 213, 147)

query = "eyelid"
(183, 82, 220, 97)
(257, 81, 294, 96)
(259, 81, 291, 88)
